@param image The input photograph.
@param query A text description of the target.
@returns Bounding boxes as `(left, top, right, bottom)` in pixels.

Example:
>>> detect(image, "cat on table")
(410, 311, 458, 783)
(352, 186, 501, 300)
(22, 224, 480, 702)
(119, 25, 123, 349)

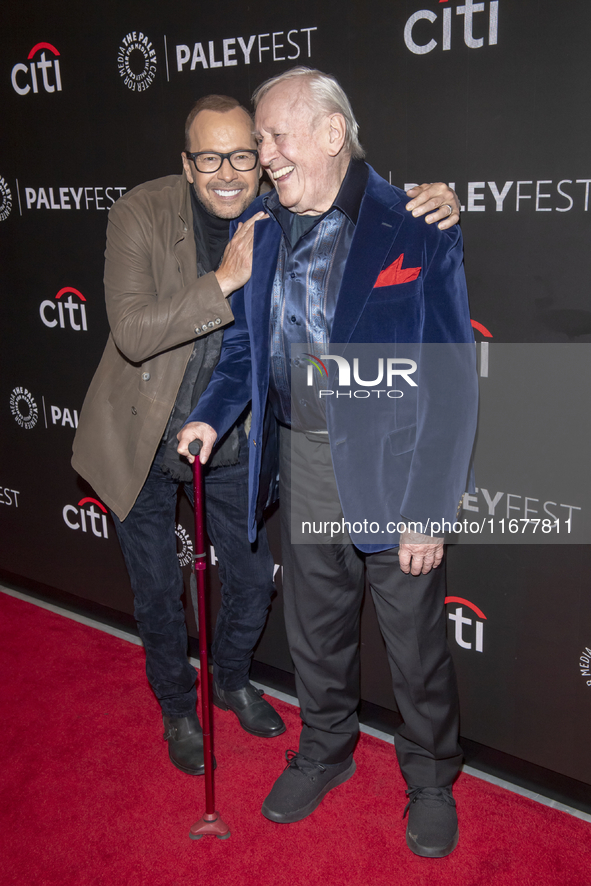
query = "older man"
(178, 70, 477, 857)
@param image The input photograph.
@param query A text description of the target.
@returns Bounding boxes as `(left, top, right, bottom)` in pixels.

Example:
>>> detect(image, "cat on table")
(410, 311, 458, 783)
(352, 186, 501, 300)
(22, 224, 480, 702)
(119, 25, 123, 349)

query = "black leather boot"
(162, 713, 205, 775)
(213, 682, 286, 737)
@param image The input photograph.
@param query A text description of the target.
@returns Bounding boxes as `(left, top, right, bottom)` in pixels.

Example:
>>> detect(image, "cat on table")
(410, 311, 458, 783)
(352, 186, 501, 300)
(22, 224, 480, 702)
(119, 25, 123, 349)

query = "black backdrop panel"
(2, 0, 591, 786)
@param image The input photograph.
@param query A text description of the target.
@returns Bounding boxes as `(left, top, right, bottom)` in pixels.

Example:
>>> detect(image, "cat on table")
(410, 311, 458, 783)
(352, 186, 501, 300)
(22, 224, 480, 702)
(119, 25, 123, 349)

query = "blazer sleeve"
(103, 195, 233, 364)
(399, 226, 478, 529)
(184, 278, 253, 439)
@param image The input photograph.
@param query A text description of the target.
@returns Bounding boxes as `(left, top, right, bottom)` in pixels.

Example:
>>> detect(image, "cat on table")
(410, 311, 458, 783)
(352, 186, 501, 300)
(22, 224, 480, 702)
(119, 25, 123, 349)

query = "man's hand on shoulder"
(405, 183, 460, 230)
(177, 422, 218, 464)
(398, 528, 444, 575)
(214, 211, 268, 296)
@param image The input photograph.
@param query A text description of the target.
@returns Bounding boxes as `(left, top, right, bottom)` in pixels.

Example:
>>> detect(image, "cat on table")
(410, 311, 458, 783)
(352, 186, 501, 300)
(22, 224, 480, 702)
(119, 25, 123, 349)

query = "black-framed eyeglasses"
(186, 150, 259, 173)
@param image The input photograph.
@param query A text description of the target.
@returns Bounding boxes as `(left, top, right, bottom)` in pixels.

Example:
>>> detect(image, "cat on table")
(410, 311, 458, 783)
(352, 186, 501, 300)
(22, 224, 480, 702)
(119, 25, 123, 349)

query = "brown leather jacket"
(71, 174, 234, 520)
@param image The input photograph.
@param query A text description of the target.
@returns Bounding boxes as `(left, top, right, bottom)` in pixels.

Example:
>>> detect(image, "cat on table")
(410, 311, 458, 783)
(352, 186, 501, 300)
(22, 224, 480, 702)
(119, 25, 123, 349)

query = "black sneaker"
(261, 749, 356, 823)
(404, 785, 459, 858)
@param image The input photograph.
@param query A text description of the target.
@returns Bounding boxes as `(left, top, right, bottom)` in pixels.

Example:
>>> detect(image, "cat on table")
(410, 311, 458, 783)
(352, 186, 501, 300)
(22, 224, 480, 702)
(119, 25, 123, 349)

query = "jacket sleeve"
(103, 194, 234, 363)
(399, 226, 478, 529)
(184, 279, 253, 439)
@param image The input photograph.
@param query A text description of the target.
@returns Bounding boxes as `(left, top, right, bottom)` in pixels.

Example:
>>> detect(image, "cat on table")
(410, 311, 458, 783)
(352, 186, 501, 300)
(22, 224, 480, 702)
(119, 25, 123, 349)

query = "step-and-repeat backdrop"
(2, 0, 591, 784)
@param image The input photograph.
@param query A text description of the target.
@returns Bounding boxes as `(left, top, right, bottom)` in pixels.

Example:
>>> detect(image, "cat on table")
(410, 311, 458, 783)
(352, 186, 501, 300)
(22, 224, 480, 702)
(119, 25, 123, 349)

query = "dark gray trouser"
(279, 425, 462, 787)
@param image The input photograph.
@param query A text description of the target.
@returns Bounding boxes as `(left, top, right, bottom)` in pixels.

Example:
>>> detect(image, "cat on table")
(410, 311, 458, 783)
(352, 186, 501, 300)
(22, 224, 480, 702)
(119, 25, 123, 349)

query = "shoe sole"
(213, 695, 287, 738)
(168, 751, 217, 777)
(406, 826, 459, 858)
(261, 759, 357, 823)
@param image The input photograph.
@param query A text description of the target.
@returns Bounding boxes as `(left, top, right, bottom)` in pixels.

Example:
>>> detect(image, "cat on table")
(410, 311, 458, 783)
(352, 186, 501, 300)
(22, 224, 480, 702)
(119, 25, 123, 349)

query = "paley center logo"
(118, 32, 157, 91)
(445, 596, 486, 652)
(404, 0, 499, 55)
(176, 523, 194, 568)
(40, 287, 88, 332)
(11, 42, 63, 95)
(579, 646, 591, 688)
(63, 497, 110, 538)
(10, 387, 39, 430)
(0, 177, 12, 221)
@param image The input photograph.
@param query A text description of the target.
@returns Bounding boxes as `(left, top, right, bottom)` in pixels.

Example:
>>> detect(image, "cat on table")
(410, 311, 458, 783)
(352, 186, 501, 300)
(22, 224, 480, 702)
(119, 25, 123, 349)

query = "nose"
(257, 137, 274, 169)
(218, 158, 238, 181)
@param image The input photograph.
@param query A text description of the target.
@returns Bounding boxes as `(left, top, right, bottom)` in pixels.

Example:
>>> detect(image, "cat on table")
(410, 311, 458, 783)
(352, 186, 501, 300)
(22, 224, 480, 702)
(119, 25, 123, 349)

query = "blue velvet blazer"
(189, 165, 478, 551)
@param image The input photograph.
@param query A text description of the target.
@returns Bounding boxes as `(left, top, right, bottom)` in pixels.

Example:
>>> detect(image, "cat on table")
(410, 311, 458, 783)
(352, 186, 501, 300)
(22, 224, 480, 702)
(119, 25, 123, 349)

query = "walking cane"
(188, 438, 230, 841)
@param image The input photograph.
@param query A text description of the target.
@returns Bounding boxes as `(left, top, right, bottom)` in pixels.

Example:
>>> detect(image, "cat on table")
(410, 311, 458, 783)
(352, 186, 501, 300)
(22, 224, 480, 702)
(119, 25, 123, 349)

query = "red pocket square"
(375, 254, 421, 287)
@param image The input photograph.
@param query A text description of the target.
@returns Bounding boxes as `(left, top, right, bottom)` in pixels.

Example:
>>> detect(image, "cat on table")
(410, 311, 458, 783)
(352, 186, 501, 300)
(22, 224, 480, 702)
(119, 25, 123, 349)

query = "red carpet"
(1, 590, 590, 886)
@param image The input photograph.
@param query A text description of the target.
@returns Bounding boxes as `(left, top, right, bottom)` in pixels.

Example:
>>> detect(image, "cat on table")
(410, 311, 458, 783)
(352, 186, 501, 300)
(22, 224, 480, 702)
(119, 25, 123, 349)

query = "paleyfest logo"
(0, 177, 12, 221)
(10, 387, 39, 430)
(118, 32, 157, 91)
(11, 42, 62, 95)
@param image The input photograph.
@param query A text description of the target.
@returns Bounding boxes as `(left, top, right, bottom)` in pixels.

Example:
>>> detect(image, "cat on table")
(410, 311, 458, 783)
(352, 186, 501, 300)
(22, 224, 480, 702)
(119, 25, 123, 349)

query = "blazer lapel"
(331, 193, 404, 344)
(246, 216, 282, 380)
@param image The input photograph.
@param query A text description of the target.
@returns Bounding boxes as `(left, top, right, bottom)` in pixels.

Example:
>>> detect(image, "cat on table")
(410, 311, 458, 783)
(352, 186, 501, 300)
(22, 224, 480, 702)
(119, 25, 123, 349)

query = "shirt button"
(207, 321, 215, 328)
(290, 272, 296, 279)
(201, 324, 208, 331)
(215, 318, 221, 325)
(290, 315, 297, 323)
(131, 407, 137, 415)
(141, 372, 150, 381)
(299, 399, 307, 406)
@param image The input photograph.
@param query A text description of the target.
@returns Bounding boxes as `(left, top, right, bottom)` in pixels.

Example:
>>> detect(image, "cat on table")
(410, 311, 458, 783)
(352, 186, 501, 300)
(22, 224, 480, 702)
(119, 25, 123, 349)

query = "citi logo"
(10, 387, 39, 430)
(471, 319, 492, 378)
(0, 177, 12, 221)
(445, 596, 486, 652)
(118, 32, 157, 92)
(63, 497, 109, 538)
(175, 523, 194, 567)
(40, 287, 88, 332)
(306, 354, 417, 400)
(404, 1, 499, 55)
(11, 43, 62, 95)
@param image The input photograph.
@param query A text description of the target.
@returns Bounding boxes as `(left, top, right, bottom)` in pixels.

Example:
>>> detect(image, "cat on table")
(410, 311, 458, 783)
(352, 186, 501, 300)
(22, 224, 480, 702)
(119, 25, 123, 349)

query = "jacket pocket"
(387, 424, 416, 456)
(369, 280, 421, 303)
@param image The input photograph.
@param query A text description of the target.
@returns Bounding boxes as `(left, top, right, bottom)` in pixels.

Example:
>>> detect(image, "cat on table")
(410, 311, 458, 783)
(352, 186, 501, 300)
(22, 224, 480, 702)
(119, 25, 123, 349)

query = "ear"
(326, 113, 347, 157)
(181, 152, 194, 184)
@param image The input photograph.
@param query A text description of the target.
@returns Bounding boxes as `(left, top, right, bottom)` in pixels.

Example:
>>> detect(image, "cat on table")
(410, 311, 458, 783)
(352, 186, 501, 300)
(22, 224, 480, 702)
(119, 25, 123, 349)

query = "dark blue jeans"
(112, 427, 275, 717)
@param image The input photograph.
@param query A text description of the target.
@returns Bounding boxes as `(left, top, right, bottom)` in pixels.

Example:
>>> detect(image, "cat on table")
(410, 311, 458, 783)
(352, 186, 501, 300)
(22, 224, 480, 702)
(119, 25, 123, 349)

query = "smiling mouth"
(211, 188, 244, 198)
(271, 166, 295, 181)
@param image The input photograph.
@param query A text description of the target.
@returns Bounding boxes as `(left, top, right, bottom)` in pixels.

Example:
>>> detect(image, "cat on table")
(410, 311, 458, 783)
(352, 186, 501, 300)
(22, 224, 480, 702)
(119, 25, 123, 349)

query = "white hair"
(252, 67, 365, 160)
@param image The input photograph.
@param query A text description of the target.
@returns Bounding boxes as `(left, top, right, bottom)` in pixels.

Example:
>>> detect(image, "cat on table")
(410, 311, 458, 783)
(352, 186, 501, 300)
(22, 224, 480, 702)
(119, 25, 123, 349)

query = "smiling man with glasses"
(73, 91, 459, 780)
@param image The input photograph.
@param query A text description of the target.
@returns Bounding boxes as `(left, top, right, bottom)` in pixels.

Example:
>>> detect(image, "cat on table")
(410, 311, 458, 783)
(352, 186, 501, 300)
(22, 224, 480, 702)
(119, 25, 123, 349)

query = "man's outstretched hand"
(405, 182, 460, 230)
(177, 421, 218, 464)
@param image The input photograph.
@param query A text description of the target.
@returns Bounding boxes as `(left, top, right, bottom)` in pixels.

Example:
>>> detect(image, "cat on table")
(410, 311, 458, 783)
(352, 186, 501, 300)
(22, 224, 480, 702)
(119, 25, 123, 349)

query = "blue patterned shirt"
(264, 159, 368, 429)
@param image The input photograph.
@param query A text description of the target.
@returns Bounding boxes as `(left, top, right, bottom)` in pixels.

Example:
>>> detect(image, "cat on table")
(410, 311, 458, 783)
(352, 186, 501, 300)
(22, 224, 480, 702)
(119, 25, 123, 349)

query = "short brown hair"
(184, 95, 253, 150)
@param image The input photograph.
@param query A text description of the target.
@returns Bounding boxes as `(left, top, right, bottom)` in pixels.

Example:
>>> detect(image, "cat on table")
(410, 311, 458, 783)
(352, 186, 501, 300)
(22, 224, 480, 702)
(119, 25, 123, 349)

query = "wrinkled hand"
(398, 528, 444, 575)
(405, 182, 460, 230)
(214, 211, 268, 296)
(177, 421, 218, 464)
